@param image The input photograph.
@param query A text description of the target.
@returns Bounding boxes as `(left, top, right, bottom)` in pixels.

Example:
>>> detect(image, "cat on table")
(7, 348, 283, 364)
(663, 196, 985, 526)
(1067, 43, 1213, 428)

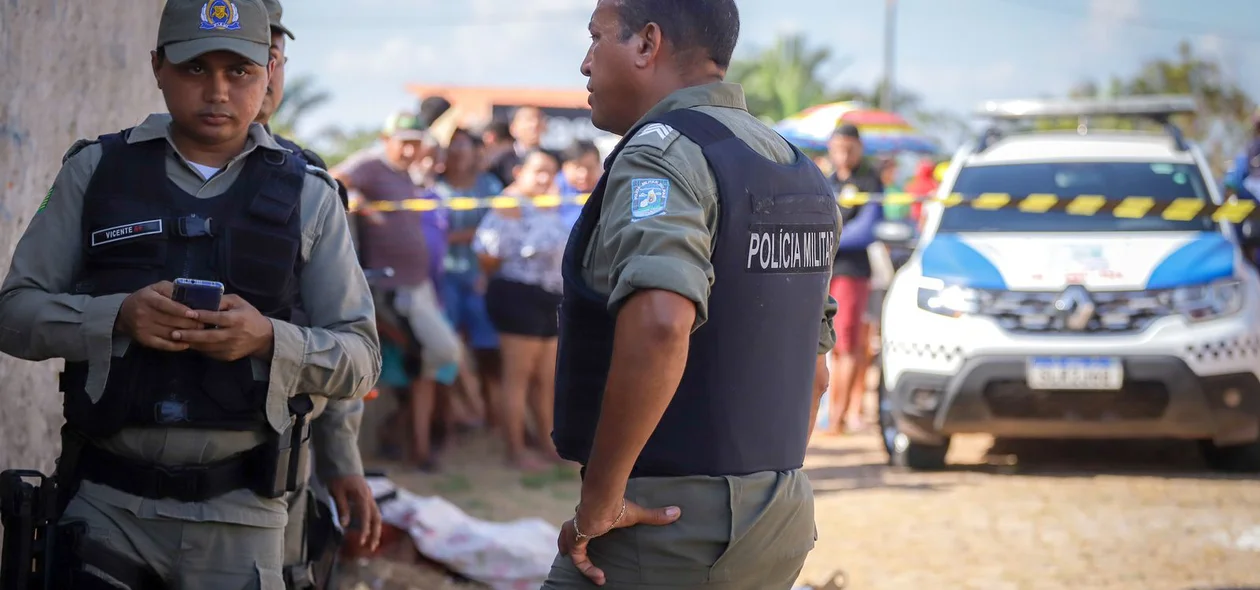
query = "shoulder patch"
(300, 148, 329, 171)
(37, 185, 53, 213)
(629, 178, 670, 222)
(62, 138, 99, 165)
(305, 164, 339, 191)
(624, 122, 681, 153)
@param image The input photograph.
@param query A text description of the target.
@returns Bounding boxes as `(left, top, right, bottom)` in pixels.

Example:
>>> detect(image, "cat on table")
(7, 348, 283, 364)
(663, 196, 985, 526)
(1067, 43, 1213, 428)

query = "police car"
(876, 96, 1260, 471)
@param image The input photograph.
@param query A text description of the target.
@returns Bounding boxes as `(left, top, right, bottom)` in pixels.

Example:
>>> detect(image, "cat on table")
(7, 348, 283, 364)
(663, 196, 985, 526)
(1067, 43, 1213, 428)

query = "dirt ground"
(345, 398, 1260, 590)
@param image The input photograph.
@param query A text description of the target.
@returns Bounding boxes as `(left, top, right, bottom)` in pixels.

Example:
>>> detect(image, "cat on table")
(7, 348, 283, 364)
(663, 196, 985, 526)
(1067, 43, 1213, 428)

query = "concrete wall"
(0, 1, 165, 474)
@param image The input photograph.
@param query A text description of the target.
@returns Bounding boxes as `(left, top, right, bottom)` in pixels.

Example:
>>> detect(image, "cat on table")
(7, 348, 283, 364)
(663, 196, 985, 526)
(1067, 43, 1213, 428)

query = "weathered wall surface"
(0, 1, 165, 474)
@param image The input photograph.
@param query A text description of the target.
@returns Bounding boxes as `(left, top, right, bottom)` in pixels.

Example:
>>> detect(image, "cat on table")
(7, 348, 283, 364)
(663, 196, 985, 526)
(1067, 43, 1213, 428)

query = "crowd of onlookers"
(331, 102, 601, 472)
(331, 100, 944, 473)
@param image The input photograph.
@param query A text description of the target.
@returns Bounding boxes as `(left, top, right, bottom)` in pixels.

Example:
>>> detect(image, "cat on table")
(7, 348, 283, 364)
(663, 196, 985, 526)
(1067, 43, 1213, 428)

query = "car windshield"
(937, 161, 1217, 233)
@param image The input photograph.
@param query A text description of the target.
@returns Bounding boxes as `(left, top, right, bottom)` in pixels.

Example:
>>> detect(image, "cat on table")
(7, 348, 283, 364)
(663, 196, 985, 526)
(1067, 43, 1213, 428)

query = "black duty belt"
(76, 442, 271, 503)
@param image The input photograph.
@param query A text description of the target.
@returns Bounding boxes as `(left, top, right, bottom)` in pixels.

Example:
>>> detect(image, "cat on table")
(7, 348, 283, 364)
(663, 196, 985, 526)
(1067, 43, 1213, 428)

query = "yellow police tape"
(352, 192, 1259, 223)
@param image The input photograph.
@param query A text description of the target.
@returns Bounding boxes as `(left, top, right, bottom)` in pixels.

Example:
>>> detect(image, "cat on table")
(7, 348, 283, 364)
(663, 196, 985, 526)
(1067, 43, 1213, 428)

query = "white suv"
(877, 96, 1260, 471)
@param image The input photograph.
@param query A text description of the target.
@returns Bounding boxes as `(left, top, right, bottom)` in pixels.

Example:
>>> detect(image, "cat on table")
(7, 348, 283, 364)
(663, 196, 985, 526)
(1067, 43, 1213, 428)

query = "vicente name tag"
(91, 219, 164, 247)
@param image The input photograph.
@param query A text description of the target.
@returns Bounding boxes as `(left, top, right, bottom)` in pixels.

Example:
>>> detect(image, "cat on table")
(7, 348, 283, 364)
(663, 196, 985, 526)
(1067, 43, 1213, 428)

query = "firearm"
(0, 470, 59, 590)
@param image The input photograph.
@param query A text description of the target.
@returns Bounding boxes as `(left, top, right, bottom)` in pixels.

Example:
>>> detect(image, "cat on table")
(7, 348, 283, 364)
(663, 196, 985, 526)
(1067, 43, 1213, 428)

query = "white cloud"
(898, 59, 1020, 106)
(774, 19, 803, 35)
(1084, 0, 1140, 50)
(1197, 33, 1225, 59)
(326, 37, 441, 77)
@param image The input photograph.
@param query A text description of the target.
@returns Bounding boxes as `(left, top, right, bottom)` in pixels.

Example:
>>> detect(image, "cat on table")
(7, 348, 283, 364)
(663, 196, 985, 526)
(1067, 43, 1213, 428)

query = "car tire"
(1198, 439, 1260, 473)
(878, 372, 950, 471)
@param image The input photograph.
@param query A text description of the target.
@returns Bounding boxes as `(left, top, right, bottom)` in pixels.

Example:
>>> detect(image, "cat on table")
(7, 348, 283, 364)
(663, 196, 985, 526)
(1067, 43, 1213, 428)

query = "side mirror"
(873, 220, 916, 246)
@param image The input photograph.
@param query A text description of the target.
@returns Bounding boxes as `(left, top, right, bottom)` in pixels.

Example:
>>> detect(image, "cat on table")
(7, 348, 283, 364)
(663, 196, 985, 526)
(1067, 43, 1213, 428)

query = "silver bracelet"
(572, 499, 627, 542)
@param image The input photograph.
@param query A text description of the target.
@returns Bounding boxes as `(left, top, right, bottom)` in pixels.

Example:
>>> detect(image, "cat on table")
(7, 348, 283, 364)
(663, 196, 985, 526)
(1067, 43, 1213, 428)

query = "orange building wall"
(405, 84, 591, 127)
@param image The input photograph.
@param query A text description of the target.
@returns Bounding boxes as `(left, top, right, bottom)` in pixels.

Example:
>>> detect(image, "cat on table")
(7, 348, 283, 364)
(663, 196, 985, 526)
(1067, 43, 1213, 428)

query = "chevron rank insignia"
(637, 123, 674, 141)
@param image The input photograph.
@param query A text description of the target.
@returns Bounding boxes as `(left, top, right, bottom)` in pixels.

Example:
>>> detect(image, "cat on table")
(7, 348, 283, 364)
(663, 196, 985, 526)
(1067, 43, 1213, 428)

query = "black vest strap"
(650, 108, 737, 146)
(249, 151, 302, 224)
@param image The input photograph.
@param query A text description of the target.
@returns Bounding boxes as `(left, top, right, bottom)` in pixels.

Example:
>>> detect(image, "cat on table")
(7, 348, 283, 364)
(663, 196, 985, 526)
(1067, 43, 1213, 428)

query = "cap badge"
(200, 0, 242, 31)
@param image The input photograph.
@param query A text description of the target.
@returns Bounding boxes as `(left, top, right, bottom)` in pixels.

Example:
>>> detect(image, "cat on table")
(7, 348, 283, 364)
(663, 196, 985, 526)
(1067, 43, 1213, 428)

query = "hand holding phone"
(172, 292, 275, 362)
(114, 281, 208, 352)
(172, 278, 224, 311)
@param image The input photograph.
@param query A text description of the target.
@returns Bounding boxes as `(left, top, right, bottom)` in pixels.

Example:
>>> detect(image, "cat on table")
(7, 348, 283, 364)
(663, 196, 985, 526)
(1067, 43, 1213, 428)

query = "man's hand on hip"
(558, 496, 680, 586)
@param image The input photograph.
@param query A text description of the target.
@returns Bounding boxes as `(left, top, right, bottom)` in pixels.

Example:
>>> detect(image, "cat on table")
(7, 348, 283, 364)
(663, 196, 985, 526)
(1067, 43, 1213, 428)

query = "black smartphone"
(172, 278, 224, 311)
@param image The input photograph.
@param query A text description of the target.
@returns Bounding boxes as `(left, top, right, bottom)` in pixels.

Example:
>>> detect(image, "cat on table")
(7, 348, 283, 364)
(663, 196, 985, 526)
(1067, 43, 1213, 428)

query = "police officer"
(252, 1, 349, 209)
(252, 1, 383, 586)
(546, 1, 839, 588)
(0, 0, 381, 587)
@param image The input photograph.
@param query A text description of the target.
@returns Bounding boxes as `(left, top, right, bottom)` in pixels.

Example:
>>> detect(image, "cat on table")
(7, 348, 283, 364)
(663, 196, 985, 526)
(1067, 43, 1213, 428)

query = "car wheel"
(1198, 440, 1260, 473)
(878, 373, 950, 471)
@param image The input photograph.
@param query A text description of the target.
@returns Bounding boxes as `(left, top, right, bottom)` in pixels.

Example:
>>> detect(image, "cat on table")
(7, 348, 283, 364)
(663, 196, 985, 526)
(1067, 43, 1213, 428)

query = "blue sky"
(281, 0, 1260, 141)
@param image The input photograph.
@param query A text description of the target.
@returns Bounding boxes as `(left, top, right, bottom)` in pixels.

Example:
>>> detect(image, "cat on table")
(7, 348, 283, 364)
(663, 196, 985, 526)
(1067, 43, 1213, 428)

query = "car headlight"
(1160, 279, 1243, 322)
(917, 284, 990, 317)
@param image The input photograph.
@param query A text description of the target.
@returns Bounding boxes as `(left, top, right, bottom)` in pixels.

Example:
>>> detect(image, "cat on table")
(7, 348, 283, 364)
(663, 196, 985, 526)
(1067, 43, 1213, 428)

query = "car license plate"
(1026, 356, 1123, 390)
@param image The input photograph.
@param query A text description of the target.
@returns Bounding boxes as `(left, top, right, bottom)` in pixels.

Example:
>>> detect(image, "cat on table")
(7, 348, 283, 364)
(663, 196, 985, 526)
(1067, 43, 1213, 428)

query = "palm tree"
(729, 37, 966, 151)
(727, 33, 850, 123)
(269, 74, 332, 140)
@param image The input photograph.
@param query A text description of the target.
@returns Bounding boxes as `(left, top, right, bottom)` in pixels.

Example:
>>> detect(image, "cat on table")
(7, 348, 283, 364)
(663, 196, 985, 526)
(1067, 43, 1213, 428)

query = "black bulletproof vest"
(60, 129, 306, 439)
(553, 108, 839, 477)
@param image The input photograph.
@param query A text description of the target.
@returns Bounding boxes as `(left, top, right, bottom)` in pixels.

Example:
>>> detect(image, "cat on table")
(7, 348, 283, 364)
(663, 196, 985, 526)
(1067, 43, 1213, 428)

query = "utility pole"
(881, 0, 897, 112)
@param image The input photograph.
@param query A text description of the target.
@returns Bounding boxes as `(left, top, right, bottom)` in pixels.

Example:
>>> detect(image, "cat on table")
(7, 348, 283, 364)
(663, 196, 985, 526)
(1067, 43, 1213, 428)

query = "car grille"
(983, 290, 1171, 333)
(982, 380, 1170, 420)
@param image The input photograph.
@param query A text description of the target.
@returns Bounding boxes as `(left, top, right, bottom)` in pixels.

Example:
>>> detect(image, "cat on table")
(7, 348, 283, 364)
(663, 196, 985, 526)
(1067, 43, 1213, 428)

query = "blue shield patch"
(200, 0, 242, 31)
(630, 178, 670, 221)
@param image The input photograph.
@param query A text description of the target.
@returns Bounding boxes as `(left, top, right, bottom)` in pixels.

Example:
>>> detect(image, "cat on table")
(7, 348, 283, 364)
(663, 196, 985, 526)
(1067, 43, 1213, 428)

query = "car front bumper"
(888, 355, 1260, 447)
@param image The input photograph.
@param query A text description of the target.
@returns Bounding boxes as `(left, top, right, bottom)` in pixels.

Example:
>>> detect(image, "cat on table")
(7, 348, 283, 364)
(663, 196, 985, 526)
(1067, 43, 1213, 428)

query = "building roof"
(405, 84, 591, 111)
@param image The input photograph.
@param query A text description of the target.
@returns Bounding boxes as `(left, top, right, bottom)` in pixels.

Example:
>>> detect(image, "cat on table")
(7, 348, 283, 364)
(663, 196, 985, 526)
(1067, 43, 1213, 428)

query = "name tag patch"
(91, 219, 164, 247)
(746, 223, 836, 274)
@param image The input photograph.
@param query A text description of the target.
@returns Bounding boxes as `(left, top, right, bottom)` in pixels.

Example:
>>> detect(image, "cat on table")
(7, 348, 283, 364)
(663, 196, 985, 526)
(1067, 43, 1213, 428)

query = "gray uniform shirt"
(0, 114, 382, 527)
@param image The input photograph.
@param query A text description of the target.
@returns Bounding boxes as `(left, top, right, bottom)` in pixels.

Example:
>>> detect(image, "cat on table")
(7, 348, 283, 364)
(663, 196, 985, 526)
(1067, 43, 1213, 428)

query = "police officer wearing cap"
(546, 1, 839, 588)
(251, 2, 383, 586)
(0, 0, 381, 587)
(254, 0, 349, 209)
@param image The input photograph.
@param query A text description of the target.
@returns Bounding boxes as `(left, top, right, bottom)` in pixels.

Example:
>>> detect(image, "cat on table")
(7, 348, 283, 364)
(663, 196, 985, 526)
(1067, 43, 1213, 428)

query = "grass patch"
(434, 474, 474, 495)
(520, 465, 580, 489)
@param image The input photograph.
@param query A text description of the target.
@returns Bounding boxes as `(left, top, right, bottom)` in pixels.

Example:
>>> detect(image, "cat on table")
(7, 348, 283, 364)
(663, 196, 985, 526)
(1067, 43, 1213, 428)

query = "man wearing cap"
(332, 112, 464, 471)
(252, 2, 383, 587)
(0, 0, 381, 587)
(252, 3, 349, 209)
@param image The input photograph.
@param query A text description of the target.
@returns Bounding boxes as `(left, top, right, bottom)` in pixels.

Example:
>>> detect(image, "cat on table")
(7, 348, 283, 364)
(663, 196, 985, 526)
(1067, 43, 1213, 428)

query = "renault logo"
(1054, 285, 1095, 331)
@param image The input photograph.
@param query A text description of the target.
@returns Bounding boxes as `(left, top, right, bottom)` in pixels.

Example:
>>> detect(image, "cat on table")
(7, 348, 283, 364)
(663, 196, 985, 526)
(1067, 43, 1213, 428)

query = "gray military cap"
(259, 0, 295, 40)
(157, 0, 271, 67)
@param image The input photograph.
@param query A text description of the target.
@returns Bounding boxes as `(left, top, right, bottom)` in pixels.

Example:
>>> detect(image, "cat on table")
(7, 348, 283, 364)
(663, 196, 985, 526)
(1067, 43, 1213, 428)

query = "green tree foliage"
(268, 74, 332, 140)
(318, 127, 381, 169)
(727, 33, 848, 124)
(1058, 41, 1254, 174)
(727, 33, 966, 151)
